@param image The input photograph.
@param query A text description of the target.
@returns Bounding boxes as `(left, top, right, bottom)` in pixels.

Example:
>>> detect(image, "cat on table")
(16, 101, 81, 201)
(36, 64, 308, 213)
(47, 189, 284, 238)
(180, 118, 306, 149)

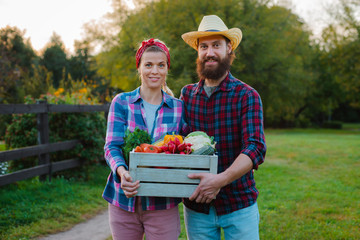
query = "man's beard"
(196, 53, 231, 81)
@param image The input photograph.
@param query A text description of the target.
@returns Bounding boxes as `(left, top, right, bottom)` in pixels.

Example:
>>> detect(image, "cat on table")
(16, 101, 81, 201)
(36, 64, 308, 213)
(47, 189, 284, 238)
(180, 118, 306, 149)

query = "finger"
(123, 172, 133, 182)
(205, 197, 213, 204)
(123, 183, 140, 192)
(196, 194, 205, 203)
(187, 173, 202, 179)
(124, 184, 140, 192)
(189, 187, 200, 201)
(124, 190, 137, 198)
(122, 180, 139, 189)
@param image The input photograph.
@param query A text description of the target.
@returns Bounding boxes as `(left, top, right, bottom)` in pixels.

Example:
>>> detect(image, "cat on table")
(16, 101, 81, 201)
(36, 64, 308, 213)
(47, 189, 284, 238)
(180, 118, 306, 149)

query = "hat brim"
(181, 28, 242, 51)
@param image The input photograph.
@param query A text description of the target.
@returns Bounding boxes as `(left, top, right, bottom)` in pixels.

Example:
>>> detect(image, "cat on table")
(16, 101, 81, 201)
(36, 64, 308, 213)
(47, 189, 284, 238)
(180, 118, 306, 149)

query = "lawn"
(257, 128, 360, 239)
(1, 128, 359, 239)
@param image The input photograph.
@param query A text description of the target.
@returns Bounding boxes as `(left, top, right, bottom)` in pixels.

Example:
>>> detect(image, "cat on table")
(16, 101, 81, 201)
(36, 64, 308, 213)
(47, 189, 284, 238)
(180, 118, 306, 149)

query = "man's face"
(196, 35, 232, 81)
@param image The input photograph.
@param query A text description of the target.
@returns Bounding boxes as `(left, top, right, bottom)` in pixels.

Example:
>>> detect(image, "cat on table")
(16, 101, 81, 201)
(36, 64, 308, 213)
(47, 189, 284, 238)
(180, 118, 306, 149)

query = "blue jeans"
(184, 202, 260, 240)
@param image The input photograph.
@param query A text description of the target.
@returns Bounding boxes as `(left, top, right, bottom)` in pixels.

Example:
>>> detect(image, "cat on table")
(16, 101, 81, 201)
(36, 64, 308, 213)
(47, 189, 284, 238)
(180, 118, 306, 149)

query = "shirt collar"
(129, 87, 174, 108)
(194, 72, 234, 95)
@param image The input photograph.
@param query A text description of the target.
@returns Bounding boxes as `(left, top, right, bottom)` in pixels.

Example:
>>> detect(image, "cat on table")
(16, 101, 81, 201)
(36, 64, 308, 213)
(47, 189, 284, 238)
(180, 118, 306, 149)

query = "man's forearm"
(218, 153, 253, 187)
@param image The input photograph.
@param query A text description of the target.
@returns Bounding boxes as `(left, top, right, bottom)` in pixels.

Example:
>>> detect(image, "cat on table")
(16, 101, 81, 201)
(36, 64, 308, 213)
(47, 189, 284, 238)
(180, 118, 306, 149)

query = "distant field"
(1, 128, 359, 240)
(257, 128, 360, 239)
(343, 122, 360, 130)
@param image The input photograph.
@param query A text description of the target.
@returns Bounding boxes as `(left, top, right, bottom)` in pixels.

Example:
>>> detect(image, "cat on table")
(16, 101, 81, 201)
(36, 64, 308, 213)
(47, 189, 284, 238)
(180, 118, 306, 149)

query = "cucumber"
(192, 144, 215, 155)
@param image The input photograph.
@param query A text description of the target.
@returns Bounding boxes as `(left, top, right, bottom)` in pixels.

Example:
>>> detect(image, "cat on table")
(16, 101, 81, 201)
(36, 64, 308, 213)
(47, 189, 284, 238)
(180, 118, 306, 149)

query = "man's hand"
(188, 153, 253, 204)
(117, 167, 140, 198)
(188, 173, 223, 203)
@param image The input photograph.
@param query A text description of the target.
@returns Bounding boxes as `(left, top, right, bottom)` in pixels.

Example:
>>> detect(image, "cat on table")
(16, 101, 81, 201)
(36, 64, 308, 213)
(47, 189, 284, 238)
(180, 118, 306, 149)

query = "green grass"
(1, 128, 359, 239)
(343, 122, 360, 131)
(0, 164, 110, 240)
(257, 128, 360, 239)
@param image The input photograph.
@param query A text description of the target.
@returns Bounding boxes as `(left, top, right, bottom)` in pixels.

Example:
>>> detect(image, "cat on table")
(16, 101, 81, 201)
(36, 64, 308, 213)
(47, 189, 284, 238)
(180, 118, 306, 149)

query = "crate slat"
(129, 152, 218, 197)
(137, 183, 198, 198)
(136, 168, 208, 184)
(130, 152, 216, 168)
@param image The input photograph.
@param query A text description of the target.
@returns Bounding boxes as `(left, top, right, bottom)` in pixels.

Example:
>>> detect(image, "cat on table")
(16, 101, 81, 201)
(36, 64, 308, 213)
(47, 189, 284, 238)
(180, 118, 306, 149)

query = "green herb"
(122, 127, 151, 164)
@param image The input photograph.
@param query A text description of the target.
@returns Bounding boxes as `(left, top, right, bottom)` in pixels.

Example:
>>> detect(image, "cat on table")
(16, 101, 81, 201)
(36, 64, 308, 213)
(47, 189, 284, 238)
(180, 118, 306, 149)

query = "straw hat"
(182, 15, 242, 51)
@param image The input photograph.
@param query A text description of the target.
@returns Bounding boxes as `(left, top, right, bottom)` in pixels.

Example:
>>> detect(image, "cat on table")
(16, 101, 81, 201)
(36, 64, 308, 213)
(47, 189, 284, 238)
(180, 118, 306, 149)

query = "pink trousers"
(108, 198, 181, 240)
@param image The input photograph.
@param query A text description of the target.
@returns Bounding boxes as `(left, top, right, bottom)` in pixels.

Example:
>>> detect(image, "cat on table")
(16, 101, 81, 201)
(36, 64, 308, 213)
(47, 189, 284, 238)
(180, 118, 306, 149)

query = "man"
(180, 15, 267, 240)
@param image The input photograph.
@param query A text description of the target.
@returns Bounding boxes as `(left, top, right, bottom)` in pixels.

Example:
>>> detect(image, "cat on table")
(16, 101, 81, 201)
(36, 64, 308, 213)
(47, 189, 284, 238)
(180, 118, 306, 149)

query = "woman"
(103, 38, 186, 240)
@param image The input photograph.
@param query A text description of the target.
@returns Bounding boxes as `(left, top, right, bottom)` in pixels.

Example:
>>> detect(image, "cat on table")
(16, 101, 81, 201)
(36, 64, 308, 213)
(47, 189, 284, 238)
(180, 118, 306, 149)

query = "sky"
(0, 0, 338, 54)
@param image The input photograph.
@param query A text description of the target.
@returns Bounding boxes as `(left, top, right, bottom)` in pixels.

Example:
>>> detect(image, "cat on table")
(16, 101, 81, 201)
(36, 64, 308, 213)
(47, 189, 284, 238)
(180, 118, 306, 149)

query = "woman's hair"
(137, 39, 174, 97)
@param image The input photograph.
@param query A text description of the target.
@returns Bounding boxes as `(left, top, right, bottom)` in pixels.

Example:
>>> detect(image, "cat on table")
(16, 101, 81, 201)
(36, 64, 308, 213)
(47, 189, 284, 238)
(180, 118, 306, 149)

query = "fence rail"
(0, 102, 109, 186)
(0, 103, 109, 114)
(0, 140, 79, 163)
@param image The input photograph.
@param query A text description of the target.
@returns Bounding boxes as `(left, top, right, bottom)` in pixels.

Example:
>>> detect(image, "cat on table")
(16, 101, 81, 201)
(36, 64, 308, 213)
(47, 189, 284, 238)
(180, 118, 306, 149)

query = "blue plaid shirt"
(180, 73, 266, 216)
(103, 87, 187, 212)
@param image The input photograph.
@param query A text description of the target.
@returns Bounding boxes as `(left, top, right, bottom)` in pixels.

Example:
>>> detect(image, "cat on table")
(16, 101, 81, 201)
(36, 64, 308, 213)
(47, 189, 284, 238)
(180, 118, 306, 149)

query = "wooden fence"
(0, 101, 109, 186)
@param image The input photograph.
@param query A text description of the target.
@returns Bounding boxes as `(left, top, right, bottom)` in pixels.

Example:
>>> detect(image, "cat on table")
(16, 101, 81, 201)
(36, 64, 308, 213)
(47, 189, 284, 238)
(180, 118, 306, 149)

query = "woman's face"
(138, 51, 168, 91)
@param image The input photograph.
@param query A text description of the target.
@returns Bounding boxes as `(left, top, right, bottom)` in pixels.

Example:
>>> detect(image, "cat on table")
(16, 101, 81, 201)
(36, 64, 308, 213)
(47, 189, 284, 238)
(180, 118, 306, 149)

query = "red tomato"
(134, 146, 143, 152)
(143, 145, 160, 153)
(140, 143, 151, 152)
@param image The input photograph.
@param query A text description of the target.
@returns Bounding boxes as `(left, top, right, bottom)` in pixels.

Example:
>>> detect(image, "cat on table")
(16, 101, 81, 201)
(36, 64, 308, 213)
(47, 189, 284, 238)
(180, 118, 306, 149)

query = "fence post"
(37, 100, 51, 181)
(104, 102, 109, 121)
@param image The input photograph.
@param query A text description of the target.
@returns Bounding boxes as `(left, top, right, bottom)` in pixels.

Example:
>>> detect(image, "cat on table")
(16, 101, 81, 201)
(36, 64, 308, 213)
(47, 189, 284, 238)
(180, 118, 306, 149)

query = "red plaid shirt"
(180, 73, 266, 216)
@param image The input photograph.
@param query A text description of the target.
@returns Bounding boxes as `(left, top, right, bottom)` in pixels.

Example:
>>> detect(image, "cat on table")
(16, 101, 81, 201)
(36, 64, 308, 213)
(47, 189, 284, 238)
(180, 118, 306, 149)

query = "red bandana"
(135, 38, 170, 69)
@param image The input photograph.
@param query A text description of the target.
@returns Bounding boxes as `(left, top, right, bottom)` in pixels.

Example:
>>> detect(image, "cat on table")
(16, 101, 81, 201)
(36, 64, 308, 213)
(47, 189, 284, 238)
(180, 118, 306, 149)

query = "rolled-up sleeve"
(104, 95, 127, 183)
(240, 89, 266, 170)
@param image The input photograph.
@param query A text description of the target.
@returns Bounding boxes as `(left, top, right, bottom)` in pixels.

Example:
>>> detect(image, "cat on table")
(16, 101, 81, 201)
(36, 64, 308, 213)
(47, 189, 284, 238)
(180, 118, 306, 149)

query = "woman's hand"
(117, 166, 140, 198)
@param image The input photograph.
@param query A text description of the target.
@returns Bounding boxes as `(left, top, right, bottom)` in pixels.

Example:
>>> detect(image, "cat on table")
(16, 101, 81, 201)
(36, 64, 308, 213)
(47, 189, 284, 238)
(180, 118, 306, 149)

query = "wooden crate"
(129, 152, 218, 198)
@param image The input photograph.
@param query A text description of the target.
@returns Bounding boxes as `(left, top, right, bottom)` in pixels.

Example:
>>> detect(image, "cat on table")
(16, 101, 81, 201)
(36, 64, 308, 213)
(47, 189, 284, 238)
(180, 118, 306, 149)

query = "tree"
(41, 32, 68, 88)
(0, 26, 39, 139)
(314, 0, 360, 122)
(232, 3, 315, 127)
(0, 26, 36, 103)
(85, 0, 318, 127)
(328, 0, 360, 109)
(68, 41, 97, 82)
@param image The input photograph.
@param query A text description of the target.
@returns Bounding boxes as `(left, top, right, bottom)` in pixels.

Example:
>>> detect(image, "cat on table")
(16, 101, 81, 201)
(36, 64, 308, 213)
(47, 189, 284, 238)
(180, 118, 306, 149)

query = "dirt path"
(38, 209, 111, 240)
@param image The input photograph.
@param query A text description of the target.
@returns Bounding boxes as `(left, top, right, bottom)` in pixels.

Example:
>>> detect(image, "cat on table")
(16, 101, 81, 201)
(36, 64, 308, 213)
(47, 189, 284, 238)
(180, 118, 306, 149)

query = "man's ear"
(227, 42, 232, 54)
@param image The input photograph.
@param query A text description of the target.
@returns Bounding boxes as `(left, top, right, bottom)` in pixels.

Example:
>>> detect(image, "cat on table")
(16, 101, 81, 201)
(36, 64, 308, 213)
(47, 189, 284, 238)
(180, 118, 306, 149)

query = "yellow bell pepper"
(164, 133, 183, 144)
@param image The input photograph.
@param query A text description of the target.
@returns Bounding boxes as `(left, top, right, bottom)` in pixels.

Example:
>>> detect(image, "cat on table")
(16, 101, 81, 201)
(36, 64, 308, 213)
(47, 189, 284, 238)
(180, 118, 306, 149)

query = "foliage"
(235, 3, 315, 127)
(4, 108, 38, 171)
(68, 42, 97, 82)
(0, 26, 48, 139)
(4, 90, 106, 176)
(0, 142, 8, 175)
(21, 64, 53, 100)
(122, 127, 152, 164)
(322, 120, 343, 129)
(41, 33, 68, 88)
(88, 0, 316, 127)
(0, 26, 35, 71)
(312, 0, 360, 122)
(0, 26, 37, 103)
(1, 0, 359, 132)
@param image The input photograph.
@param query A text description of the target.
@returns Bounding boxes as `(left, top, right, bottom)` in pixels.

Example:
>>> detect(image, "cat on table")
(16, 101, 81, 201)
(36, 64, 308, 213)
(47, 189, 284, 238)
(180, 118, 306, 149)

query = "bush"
(4, 92, 106, 178)
(322, 121, 343, 129)
(4, 111, 38, 171)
